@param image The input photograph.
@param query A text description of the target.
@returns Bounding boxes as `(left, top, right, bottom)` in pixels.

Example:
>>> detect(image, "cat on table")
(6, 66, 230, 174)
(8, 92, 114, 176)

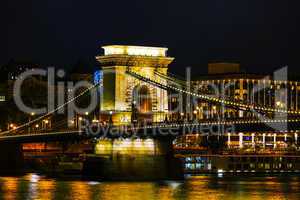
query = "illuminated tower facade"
(96, 45, 174, 124)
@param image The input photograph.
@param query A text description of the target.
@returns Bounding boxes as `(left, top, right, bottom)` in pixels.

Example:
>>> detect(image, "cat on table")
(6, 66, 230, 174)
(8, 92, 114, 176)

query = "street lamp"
(109, 111, 113, 125)
(28, 113, 36, 133)
(276, 101, 281, 107)
(9, 123, 16, 131)
(180, 112, 184, 121)
(193, 110, 198, 120)
(42, 119, 49, 130)
(92, 118, 99, 123)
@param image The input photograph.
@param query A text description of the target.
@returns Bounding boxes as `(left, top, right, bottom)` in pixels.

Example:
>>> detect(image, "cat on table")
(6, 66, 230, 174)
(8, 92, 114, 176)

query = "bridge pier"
(83, 138, 183, 180)
(0, 142, 24, 174)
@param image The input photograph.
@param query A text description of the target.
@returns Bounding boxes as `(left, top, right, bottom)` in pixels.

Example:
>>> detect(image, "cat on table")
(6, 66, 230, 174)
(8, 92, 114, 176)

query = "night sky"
(1, 0, 300, 76)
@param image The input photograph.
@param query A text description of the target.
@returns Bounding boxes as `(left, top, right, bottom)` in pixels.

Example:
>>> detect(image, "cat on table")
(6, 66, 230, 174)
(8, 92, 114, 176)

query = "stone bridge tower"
(96, 45, 174, 124)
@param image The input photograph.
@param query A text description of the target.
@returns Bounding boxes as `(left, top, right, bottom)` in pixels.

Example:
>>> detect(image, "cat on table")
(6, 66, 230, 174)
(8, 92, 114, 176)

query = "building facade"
(96, 45, 174, 124)
(169, 63, 300, 120)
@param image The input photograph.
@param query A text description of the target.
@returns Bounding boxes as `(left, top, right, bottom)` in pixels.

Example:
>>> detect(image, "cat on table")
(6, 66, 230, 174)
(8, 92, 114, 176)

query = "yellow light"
(92, 119, 99, 123)
(10, 124, 14, 128)
(85, 112, 89, 116)
(276, 101, 281, 107)
(35, 124, 39, 128)
(79, 117, 83, 121)
(103, 45, 167, 57)
(31, 112, 35, 116)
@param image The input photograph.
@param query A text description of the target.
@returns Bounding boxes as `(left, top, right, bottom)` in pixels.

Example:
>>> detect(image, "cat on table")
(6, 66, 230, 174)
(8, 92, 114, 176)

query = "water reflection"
(1, 177, 18, 199)
(0, 174, 300, 200)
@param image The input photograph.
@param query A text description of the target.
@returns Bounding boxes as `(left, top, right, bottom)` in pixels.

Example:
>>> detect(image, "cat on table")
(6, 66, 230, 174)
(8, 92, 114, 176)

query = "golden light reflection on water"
(0, 174, 300, 200)
(99, 183, 156, 200)
(70, 181, 91, 200)
(23, 173, 56, 200)
(1, 177, 18, 200)
(36, 180, 56, 200)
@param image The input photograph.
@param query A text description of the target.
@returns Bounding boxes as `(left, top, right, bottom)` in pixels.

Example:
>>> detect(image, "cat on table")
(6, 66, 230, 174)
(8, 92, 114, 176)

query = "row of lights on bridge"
(131, 70, 300, 115)
(8, 112, 51, 131)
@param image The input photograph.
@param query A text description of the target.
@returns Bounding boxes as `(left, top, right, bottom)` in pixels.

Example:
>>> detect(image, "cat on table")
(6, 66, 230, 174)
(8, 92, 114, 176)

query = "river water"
(0, 174, 300, 199)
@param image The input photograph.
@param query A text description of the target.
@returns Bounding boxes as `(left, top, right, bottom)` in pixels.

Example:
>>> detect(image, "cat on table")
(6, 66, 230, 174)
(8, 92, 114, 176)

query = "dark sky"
(1, 0, 300, 76)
